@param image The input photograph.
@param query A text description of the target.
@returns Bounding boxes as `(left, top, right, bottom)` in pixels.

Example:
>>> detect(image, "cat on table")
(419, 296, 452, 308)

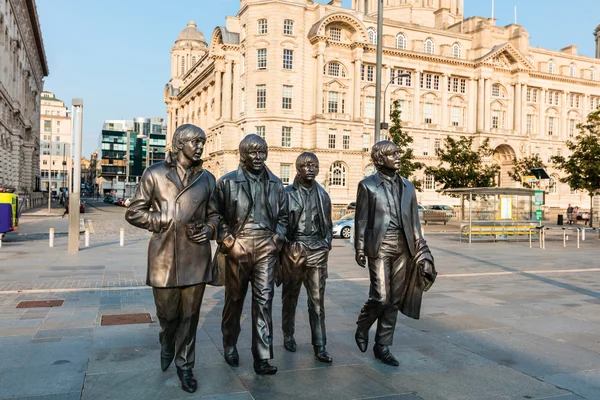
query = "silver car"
(332, 213, 355, 239)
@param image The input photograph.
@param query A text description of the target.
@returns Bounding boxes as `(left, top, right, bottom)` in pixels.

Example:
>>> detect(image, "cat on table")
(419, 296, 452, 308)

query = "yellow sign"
(523, 175, 538, 184)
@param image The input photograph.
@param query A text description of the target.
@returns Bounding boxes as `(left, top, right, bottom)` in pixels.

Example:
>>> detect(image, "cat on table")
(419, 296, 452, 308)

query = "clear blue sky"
(37, 0, 599, 156)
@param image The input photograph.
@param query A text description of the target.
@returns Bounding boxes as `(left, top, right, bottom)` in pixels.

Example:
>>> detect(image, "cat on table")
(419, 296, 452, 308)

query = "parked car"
(332, 213, 355, 239)
(427, 205, 455, 217)
(103, 195, 115, 204)
(418, 204, 426, 221)
(347, 202, 356, 211)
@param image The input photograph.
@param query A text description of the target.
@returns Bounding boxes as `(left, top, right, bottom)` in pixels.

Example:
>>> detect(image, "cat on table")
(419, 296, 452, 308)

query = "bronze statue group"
(125, 124, 437, 393)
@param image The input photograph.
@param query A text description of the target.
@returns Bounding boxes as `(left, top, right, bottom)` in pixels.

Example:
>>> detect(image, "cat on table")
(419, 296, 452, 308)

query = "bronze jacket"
(354, 172, 424, 258)
(210, 165, 288, 247)
(125, 155, 219, 288)
(399, 238, 436, 320)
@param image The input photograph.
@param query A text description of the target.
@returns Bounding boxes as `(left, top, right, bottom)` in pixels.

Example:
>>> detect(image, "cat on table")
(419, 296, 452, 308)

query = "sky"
(36, 0, 599, 156)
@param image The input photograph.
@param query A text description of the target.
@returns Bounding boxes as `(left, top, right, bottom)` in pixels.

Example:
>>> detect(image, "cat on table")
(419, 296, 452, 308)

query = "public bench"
(460, 222, 538, 242)
(423, 211, 451, 225)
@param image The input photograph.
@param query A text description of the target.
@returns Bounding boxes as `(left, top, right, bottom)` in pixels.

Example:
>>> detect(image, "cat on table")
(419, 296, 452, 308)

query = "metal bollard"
(563, 230, 566, 247)
(577, 228, 580, 249)
(542, 229, 546, 249)
(49, 228, 54, 247)
(85, 229, 90, 247)
(582, 228, 586, 241)
(120, 228, 125, 247)
(529, 230, 532, 248)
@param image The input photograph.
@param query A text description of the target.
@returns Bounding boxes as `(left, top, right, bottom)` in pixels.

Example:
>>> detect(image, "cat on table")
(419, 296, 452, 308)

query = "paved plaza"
(0, 202, 599, 399)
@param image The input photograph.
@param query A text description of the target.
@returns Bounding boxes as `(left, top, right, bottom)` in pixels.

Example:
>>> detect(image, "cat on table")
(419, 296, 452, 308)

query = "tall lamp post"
(68, 98, 83, 253)
(122, 155, 129, 197)
(62, 143, 67, 189)
(374, 0, 384, 143)
(381, 73, 411, 134)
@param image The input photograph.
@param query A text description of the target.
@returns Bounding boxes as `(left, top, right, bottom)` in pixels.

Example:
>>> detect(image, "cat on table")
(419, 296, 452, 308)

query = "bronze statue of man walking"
(125, 124, 218, 393)
(281, 152, 333, 362)
(354, 140, 436, 366)
(210, 134, 288, 375)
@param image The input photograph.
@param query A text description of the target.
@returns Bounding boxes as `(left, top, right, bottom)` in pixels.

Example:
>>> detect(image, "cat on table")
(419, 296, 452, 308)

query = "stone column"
(352, 47, 363, 120)
(207, 84, 214, 128)
(582, 94, 588, 120)
(507, 84, 514, 131)
(539, 89, 546, 136)
(223, 60, 233, 121)
(521, 84, 528, 135)
(484, 78, 491, 131)
(23, 145, 34, 192)
(514, 83, 522, 134)
(468, 78, 476, 132)
(315, 45, 325, 116)
(232, 61, 240, 119)
(12, 136, 22, 190)
(214, 68, 222, 120)
(413, 70, 421, 125)
(477, 77, 485, 131)
(441, 74, 448, 128)
(561, 91, 568, 139)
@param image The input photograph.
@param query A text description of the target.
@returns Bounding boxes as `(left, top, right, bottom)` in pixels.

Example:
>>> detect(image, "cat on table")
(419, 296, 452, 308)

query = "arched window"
(329, 162, 347, 187)
(548, 60, 556, 74)
(549, 176, 558, 194)
(424, 38, 435, 54)
(324, 61, 346, 77)
(569, 63, 576, 77)
(396, 33, 407, 50)
(451, 43, 461, 59)
(367, 28, 377, 45)
(492, 83, 505, 98)
(591, 67, 597, 81)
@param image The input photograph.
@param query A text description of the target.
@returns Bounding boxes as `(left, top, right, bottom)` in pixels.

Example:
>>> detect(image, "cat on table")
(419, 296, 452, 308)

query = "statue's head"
(295, 152, 319, 185)
(371, 140, 401, 172)
(171, 124, 206, 165)
(239, 134, 268, 174)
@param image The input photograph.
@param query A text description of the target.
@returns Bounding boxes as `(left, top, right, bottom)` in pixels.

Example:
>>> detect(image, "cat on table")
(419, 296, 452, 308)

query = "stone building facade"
(165, 0, 600, 211)
(0, 0, 48, 206)
(39, 91, 72, 195)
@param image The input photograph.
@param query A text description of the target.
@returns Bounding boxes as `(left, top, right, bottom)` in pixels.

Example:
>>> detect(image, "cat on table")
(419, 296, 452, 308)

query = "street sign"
(536, 209, 543, 221)
(534, 190, 545, 206)
(523, 175, 539, 184)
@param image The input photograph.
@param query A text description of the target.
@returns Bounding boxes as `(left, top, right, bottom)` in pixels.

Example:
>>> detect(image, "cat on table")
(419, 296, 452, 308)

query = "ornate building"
(165, 0, 600, 210)
(0, 0, 48, 206)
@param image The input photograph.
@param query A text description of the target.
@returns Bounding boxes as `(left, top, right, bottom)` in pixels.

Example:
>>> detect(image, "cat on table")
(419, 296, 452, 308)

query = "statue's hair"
(295, 152, 319, 171)
(239, 134, 268, 162)
(171, 124, 206, 155)
(371, 140, 398, 169)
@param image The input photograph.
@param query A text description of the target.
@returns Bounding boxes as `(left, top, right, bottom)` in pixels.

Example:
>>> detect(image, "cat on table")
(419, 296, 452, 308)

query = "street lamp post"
(374, 0, 384, 143)
(122, 155, 129, 197)
(62, 143, 67, 189)
(381, 73, 411, 134)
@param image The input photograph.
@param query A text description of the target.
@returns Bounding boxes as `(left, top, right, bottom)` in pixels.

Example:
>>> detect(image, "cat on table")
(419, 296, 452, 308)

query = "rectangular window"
(280, 164, 291, 185)
(391, 69, 412, 86)
(423, 138, 429, 156)
(328, 92, 339, 113)
(257, 19, 268, 34)
(424, 103, 433, 124)
(328, 129, 336, 149)
(283, 19, 294, 35)
(526, 114, 533, 134)
(256, 85, 266, 109)
(282, 85, 293, 110)
(57, 121, 60, 126)
(257, 49, 267, 69)
(492, 110, 500, 129)
(451, 106, 460, 126)
(424, 174, 436, 190)
(365, 96, 375, 119)
(256, 125, 265, 139)
(548, 116, 555, 136)
(44, 120, 51, 132)
(434, 138, 441, 155)
(283, 49, 293, 70)
(363, 133, 370, 152)
(343, 130, 350, 150)
(361, 65, 375, 82)
(330, 27, 341, 42)
(569, 119, 576, 137)
(282, 126, 292, 147)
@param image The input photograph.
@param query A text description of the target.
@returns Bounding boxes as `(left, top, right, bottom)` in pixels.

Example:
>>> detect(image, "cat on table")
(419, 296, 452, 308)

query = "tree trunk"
(590, 194, 594, 229)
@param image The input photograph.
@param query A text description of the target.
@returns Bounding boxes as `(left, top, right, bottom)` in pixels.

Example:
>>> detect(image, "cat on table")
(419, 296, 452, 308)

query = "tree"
(508, 154, 546, 189)
(551, 107, 600, 227)
(388, 100, 425, 190)
(424, 136, 499, 195)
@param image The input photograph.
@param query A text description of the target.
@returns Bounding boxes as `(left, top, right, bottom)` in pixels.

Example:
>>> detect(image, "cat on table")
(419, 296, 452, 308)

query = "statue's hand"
(422, 260, 434, 276)
(355, 252, 367, 268)
(189, 225, 213, 244)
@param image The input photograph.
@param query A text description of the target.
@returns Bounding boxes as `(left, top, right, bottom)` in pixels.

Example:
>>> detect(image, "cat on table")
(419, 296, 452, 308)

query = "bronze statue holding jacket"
(125, 124, 218, 393)
(209, 134, 288, 375)
(354, 140, 436, 366)
(281, 152, 333, 363)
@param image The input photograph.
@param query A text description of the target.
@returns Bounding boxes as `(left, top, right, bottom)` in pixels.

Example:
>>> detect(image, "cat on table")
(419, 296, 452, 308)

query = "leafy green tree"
(508, 154, 546, 189)
(387, 100, 425, 190)
(551, 107, 600, 227)
(424, 136, 499, 195)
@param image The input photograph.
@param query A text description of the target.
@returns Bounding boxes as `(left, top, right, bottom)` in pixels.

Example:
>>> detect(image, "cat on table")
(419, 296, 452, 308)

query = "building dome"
(176, 21, 207, 45)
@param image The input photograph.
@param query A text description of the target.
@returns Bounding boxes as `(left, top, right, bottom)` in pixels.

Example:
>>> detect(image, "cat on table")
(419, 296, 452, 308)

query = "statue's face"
(297, 160, 319, 184)
(242, 147, 267, 173)
(380, 147, 401, 171)
(179, 134, 205, 164)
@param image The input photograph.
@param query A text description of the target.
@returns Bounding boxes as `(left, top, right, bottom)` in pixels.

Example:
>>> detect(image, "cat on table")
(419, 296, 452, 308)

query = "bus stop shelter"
(441, 187, 538, 243)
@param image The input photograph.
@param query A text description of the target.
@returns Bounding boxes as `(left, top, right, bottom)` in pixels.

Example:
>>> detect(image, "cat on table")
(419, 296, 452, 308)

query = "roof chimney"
(595, 24, 600, 58)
